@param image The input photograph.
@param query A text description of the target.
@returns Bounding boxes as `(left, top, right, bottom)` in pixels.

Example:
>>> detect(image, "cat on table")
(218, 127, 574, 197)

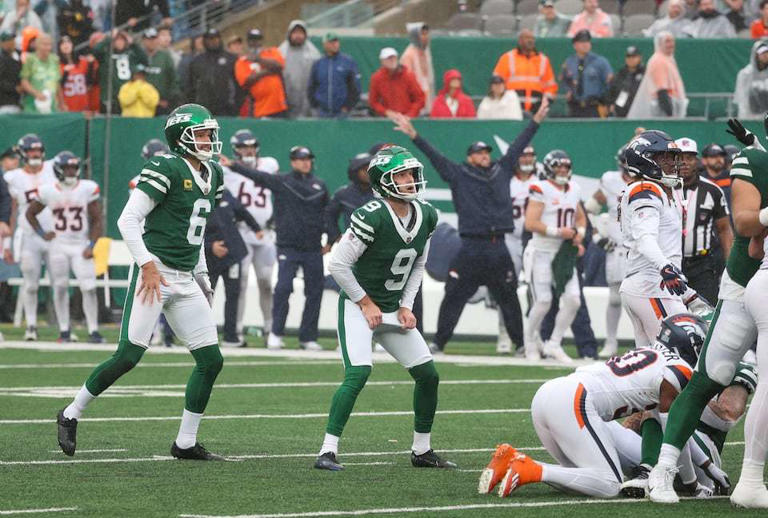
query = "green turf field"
(0, 325, 760, 518)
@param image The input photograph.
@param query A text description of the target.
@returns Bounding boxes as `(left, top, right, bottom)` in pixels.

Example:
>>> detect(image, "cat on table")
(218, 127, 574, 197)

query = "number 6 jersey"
(37, 180, 100, 244)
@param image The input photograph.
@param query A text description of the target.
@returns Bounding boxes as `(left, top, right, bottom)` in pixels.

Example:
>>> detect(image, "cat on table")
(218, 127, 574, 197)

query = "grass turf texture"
(0, 327, 758, 517)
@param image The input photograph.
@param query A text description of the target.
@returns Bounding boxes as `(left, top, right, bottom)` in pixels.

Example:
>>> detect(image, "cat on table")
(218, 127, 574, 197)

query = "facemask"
(63, 175, 78, 187)
(242, 156, 257, 167)
(519, 163, 534, 173)
(27, 158, 42, 167)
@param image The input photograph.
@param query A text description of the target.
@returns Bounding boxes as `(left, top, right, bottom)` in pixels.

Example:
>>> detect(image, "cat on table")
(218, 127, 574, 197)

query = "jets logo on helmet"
(53, 151, 81, 187)
(367, 146, 426, 201)
(543, 149, 572, 186)
(624, 130, 681, 189)
(657, 313, 708, 368)
(164, 103, 222, 162)
(17, 133, 45, 167)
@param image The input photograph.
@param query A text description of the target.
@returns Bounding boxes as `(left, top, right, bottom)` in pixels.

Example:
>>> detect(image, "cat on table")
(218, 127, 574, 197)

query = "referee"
(676, 137, 733, 304)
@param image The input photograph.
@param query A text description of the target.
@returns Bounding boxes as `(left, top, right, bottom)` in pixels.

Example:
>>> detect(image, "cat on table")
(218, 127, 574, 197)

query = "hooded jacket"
(307, 49, 360, 115)
(278, 20, 320, 118)
(734, 40, 768, 118)
(400, 22, 434, 113)
(430, 69, 476, 118)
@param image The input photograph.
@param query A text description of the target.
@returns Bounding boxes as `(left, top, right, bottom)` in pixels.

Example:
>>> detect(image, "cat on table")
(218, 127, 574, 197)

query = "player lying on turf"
(313, 145, 456, 471)
(478, 313, 707, 498)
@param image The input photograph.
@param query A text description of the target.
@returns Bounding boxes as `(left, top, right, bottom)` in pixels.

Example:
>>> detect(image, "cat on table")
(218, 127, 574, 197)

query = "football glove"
(699, 460, 731, 496)
(194, 273, 214, 307)
(660, 264, 687, 296)
(732, 361, 758, 395)
(597, 237, 616, 253)
(683, 288, 714, 317)
(726, 118, 756, 147)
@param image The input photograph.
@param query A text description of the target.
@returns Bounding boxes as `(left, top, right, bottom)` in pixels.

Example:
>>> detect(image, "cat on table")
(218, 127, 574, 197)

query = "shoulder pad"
(626, 181, 663, 204)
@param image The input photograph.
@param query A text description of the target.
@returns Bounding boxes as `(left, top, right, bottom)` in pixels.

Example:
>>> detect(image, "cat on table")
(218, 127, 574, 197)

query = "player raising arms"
(26, 151, 104, 343)
(314, 146, 455, 471)
(57, 104, 226, 460)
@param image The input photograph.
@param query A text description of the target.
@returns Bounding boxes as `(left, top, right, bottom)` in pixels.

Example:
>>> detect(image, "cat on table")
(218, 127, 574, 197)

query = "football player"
(222, 129, 278, 341)
(648, 119, 768, 507)
(314, 146, 455, 471)
(3, 134, 57, 341)
(479, 313, 707, 499)
(57, 104, 227, 460)
(585, 145, 632, 358)
(26, 151, 104, 343)
(522, 149, 586, 363)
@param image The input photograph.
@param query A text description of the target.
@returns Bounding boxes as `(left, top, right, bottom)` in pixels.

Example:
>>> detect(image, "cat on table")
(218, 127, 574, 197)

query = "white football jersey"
(574, 343, 693, 421)
(509, 173, 535, 239)
(599, 170, 627, 244)
(3, 161, 56, 235)
(620, 180, 682, 298)
(528, 179, 582, 252)
(223, 156, 278, 244)
(37, 179, 100, 244)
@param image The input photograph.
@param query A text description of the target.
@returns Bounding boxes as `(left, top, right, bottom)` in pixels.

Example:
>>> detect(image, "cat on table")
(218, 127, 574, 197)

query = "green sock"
(85, 341, 145, 396)
(640, 418, 663, 466)
(325, 365, 371, 437)
(663, 371, 724, 450)
(409, 361, 440, 433)
(185, 345, 224, 413)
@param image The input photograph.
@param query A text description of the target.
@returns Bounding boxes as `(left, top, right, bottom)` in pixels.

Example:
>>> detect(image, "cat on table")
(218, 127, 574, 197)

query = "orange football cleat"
(497, 453, 543, 497)
(478, 444, 518, 494)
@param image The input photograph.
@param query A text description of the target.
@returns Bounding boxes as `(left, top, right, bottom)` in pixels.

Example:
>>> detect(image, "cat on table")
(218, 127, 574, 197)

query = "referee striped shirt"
(679, 177, 729, 257)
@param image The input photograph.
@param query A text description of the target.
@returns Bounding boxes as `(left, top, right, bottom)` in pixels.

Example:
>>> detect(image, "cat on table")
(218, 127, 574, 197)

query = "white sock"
(175, 409, 203, 449)
(657, 443, 681, 469)
(320, 433, 339, 455)
(739, 458, 766, 485)
(412, 431, 431, 455)
(549, 295, 580, 345)
(541, 463, 620, 498)
(63, 384, 95, 420)
(53, 285, 70, 333)
(81, 288, 99, 334)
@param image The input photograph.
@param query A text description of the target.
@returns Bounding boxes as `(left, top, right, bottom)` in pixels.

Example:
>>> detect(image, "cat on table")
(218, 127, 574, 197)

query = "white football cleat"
(266, 332, 284, 350)
(598, 341, 618, 359)
(731, 482, 768, 508)
(24, 326, 37, 341)
(648, 464, 680, 504)
(542, 341, 573, 364)
(496, 340, 512, 355)
(299, 341, 323, 351)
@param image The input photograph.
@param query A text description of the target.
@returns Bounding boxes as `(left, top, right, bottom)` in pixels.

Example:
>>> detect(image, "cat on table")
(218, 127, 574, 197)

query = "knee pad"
(80, 278, 97, 292)
(114, 342, 145, 374)
(532, 298, 553, 314)
(194, 345, 224, 376)
(342, 365, 371, 395)
(608, 286, 622, 307)
(256, 266, 274, 282)
(560, 294, 581, 313)
(701, 303, 757, 385)
(409, 360, 439, 387)
(256, 277, 272, 293)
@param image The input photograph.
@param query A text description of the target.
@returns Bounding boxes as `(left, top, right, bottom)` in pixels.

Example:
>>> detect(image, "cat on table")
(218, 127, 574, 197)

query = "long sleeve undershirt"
(117, 189, 156, 267)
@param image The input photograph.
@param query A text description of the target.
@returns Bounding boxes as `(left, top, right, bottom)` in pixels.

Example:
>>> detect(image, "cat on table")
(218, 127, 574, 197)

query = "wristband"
(35, 227, 46, 238)
(576, 226, 586, 239)
(759, 207, 768, 227)
(545, 226, 559, 237)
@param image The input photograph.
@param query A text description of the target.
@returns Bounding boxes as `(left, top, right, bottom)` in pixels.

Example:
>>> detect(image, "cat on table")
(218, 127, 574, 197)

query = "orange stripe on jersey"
(670, 364, 692, 381)
(573, 383, 586, 429)
(628, 182, 663, 203)
(529, 184, 543, 194)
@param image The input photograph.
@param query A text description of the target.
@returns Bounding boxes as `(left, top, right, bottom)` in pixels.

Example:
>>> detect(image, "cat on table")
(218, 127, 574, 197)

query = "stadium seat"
(518, 13, 539, 31)
(557, 0, 584, 15)
(600, 0, 621, 14)
(481, 0, 515, 15)
(621, 0, 656, 15)
(610, 13, 621, 33)
(484, 13, 518, 35)
(623, 13, 656, 35)
(515, 0, 540, 15)
(447, 12, 484, 31)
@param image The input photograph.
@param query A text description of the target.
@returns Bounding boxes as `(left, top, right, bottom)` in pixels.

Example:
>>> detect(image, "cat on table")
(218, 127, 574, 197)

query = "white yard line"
(0, 408, 529, 425)
(0, 360, 339, 369)
(0, 508, 78, 516)
(47, 449, 127, 454)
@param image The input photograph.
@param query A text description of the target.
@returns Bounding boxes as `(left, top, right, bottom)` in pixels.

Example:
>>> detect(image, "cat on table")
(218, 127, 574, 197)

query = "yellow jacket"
(118, 79, 160, 118)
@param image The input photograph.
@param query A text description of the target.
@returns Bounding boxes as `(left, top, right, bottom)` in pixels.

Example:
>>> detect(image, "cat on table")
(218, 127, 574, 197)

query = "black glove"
(597, 237, 616, 253)
(660, 263, 687, 296)
(657, 89, 673, 117)
(726, 118, 756, 146)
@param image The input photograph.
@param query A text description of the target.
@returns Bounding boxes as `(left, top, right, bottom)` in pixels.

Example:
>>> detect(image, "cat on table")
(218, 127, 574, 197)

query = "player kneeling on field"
(314, 146, 455, 471)
(478, 313, 707, 498)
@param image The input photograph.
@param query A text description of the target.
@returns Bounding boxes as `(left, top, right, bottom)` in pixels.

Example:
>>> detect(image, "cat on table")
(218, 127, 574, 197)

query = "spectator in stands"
(177, 34, 203, 94)
(688, 0, 737, 36)
(493, 29, 557, 114)
(400, 22, 435, 114)
(56, 0, 93, 47)
(0, 31, 21, 114)
(605, 45, 645, 118)
(0, 146, 20, 173)
(683, 0, 699, 18)
(20, 32, 60, 113)
(627, 31, 687, 118)
(700, 143, 732, 201)
(58, 34, 97, 112)
(156, 25, 180, 68)
(430, 69, 476, 118)
(368, 47, 425, 118)
(115, 0, 171, 32)
(227, 34, 244, 57)
(91, 30, 147, 114)
(278, 20, 319, 118)
(477, 75, 523, 120)
(567, 0, 614, 38)
(308, 32, 360, 118)
(234, 28, 287, 118)
(735, 40, 768, 118)
(117, 63, 159, 117)
(645, 0, 692, 37)
(560, 30, 612, 118)
(751, 0, 768, 37)
(187, 28, 238, 116)
(0, 0, 42, 37)
(141, 27, 178, 115)
(724, 0, 749, 31)
(535, 0, 572, 37)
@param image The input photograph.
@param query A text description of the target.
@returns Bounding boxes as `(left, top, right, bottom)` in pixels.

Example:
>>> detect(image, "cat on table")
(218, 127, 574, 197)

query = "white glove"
(194, 273, 214, 307)
(699, 460, 731, 495)
(692, 482, 714, 499)
(683, 287, 714, 317)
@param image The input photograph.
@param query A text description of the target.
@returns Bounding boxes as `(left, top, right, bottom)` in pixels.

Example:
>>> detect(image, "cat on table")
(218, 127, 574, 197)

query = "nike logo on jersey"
(358, 214, 366, 220)
(150, 161, 160, 166)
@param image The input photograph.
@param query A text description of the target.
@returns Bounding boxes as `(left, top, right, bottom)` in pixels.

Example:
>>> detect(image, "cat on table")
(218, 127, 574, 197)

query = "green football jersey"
(344, 198, 438, 312)
(136, 153, 224, 271)
(726, 148, 768, 287)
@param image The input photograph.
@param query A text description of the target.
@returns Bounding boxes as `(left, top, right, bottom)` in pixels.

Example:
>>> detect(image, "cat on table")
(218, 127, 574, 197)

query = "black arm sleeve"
(230, 162, 282, 191)
(345, 66, 361, 109)
(657, 89, 673, 117)
(412, 135, 460, 183)
(498, 120, 540, 174)
(325, 194, 343, 243)
(232, 197, 261, 232)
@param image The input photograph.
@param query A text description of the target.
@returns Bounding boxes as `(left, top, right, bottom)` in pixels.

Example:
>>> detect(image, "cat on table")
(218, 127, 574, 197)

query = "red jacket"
(430, 69, 476, 118)
(368, 65, 425, 117)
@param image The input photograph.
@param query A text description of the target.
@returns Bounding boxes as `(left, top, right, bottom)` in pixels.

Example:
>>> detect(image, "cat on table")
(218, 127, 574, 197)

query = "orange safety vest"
(493, 49, 558, 112)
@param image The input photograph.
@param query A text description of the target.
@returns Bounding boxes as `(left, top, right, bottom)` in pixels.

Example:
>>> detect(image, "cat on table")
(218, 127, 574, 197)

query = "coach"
(390, 100, 550, 352)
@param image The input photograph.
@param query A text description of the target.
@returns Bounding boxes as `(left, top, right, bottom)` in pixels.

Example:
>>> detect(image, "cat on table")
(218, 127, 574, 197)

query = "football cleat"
(497, 453, 543, 497)
(57, 330, 72, 343)
(411, 449, 457, 468)
(170, 442, 224, 461)
(648, 464, 680, 504)
(88, 331, 105, 344)
(620, 463, 651, 498)
(542, 341, 573, 364)
(478, 444, 517, 494)
(299, 341, 323, 351)
(496, 340, 512, 355)
(56, 408, 77, 456)
(428, 342, 443, 355)
(314, 451, 344, 471)
(24, 326, 37, 341)
(266, 332, 284, 350)
(730, 482, 768, 508)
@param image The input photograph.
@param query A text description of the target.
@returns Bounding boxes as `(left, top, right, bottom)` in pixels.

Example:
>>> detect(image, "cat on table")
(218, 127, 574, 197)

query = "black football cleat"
(170, 442, 225, 460)
(411, 449, 457, 468)
(57, 408, 77, 456)
(620, 463, 651, 498)
(314, 451, 344, 471)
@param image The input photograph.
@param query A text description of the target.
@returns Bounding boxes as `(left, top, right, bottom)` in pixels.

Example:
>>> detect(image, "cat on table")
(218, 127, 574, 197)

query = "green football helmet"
(367, 145, 426, 201)
(164, 103, 222, 162)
